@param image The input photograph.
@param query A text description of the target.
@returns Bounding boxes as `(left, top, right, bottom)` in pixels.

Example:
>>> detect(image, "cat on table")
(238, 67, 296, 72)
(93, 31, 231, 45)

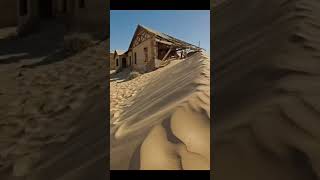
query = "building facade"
(0, 0, 107, 39)
(112, 24, 202, 73)
(113, 50, 128, 71)
(110, 52, 115, 70)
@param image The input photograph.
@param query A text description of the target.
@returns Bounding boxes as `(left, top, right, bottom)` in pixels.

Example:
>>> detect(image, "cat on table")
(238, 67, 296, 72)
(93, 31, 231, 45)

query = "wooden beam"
(132, 35, 152, 48)
(162, 46, 173, 61)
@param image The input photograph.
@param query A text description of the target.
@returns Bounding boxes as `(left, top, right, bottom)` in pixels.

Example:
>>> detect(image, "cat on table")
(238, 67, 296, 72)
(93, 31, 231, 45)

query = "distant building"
(0, 0, 107, 39)
(113, 50, 127, 71)
(112, 24, 202, 73)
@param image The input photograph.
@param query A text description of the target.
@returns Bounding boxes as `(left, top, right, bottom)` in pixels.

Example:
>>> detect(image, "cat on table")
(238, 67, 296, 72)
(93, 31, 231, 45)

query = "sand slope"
(213, 0, 320, 179)
(0, 31, 108, 179)
(110, 52, 210, 170)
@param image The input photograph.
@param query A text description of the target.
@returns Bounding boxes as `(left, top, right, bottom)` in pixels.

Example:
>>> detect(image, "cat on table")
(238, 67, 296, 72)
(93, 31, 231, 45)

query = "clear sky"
(110, 10, 210, 54)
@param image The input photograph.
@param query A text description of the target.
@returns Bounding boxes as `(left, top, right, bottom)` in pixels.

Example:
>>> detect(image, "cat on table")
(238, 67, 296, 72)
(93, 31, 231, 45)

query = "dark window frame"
(116, 58, 119, 66)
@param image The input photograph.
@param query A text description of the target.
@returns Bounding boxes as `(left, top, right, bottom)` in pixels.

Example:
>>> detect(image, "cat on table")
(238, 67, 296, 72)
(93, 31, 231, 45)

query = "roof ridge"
(138, 24, 201, 49)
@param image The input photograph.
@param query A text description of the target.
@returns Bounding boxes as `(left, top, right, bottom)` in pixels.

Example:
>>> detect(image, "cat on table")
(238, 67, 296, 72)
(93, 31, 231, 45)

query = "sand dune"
(213, 0, 320, 179)
(0, 33, 108, 179)
(110, 52, 210, 170)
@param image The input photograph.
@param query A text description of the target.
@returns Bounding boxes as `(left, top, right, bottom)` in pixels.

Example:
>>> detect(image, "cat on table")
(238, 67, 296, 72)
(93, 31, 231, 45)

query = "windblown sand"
(0, 28, 108, 179)
(213, 0, 320, 179)
(110, 52, 210, 170)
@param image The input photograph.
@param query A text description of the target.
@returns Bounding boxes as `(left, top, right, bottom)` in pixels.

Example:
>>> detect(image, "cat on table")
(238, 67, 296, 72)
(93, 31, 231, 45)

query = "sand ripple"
(110, 52, 210, 170)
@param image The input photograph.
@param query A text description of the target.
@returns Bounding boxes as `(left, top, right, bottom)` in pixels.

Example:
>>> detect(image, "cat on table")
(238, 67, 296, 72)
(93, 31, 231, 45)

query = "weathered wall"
(114, 54, 127, 71)
(132, 38, 154, 72)
(127, 51, 133, 67)
(146, 36, 156, 71)
(110, 52, 115, 70)
(69, 0, 107, 40)
(0, 0, 18, 28)
(114, 54, 120, 71)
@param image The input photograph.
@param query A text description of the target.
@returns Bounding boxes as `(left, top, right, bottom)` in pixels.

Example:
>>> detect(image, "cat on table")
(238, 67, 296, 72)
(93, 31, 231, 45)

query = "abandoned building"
(112, 24, 203, 72)
(0, 0, 107, 39)
(113, 50, 127, 70)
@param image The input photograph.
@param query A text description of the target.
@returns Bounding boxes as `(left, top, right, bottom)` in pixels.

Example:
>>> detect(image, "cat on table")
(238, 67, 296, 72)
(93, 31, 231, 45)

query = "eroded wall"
(114, 54, 120, 71)
(127, 51, 133, 68)
(110, 53, 116, 70)
(132, 38, 154, 72)
(114, 54, 128, 71)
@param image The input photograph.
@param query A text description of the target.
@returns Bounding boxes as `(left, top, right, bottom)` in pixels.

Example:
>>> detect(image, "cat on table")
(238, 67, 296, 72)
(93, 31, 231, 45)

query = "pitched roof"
(128, 24, 202, 50)
(114, 50, 126, 56)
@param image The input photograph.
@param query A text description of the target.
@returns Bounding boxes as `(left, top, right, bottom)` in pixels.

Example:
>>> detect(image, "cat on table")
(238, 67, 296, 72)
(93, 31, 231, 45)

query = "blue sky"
(110, 10, 210, 54)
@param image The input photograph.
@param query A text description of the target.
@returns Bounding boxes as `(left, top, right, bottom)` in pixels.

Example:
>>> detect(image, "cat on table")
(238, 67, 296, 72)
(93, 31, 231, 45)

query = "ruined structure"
(112, 25, 203, 72)
(113, 50, 127, 70)
(0, 0, 107, 39)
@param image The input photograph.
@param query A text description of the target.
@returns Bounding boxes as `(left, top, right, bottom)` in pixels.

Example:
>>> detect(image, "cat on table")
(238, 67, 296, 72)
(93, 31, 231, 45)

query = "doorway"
(39, 0, 53, 19)
(122, 58, 127, 68)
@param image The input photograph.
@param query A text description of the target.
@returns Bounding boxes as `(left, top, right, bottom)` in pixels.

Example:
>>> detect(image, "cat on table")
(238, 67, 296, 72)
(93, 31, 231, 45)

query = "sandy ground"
(0, 25, 108, 179)
(110, 60, 181, 122)
(0, 27, 16, 39)
(213, 0, 320, 179)
(110, 52, 210, 170)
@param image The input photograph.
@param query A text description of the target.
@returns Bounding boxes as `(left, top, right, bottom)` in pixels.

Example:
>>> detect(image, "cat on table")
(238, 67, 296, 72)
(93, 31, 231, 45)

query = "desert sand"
(110, 52, 210, 170)
(213, 0, 320, 179)
(0, 26, 108, 179)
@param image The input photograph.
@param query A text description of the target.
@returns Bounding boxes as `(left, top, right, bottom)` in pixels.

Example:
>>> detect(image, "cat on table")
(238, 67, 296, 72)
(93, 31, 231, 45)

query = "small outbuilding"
(113, 50, 128, 71)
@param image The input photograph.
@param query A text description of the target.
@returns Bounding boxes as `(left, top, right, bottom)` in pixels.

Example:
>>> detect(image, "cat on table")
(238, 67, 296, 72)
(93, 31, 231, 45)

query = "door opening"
(122, 58, 127, 68)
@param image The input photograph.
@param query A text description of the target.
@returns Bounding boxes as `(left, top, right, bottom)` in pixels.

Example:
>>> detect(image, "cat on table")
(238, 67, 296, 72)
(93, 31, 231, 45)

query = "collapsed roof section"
(128, 24, 203, 51)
